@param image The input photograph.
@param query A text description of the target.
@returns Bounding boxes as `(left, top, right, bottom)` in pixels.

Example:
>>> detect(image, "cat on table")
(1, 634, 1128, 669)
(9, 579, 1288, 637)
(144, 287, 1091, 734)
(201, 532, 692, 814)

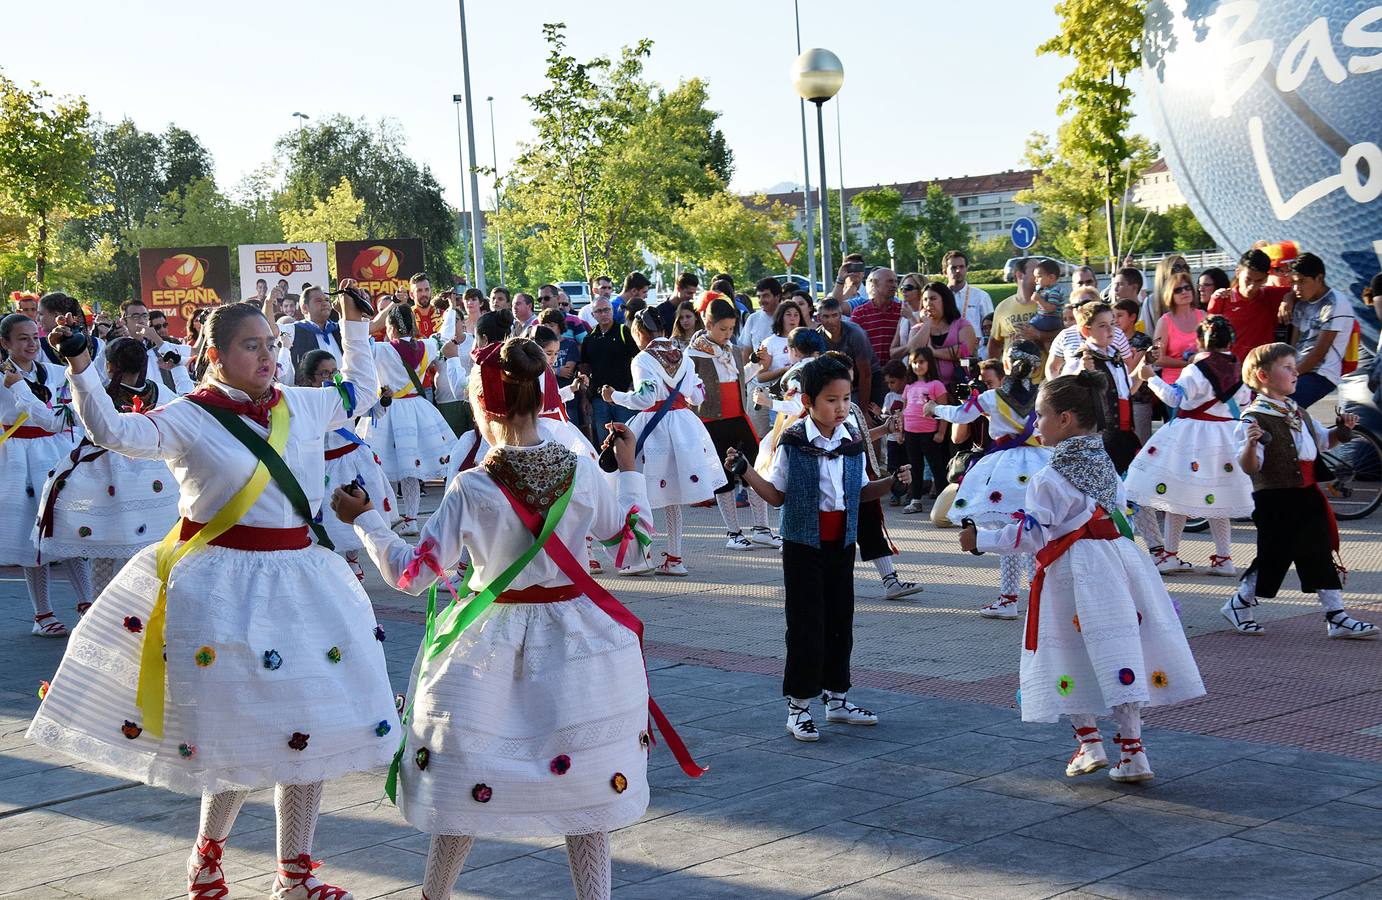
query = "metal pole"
(487, 96, 506, 286)
(815, 101, 834, 285)
(452, 97, 471, 286)
(457, 0, 487, 291)
(835, 96, 846, 258)
(793, 0, 818, 297)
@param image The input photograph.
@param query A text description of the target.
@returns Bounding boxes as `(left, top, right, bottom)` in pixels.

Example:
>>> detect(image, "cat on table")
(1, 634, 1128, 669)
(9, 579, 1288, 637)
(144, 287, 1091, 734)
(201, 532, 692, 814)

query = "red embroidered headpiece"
(472, 342, 512, 418)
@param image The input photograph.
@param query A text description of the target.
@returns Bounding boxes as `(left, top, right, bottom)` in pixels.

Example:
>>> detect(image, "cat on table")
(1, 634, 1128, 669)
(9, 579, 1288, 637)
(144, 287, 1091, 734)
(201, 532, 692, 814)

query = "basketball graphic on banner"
(137, 246, 231, 338)
(353, 245, 401, 281)
(1143, 0, 1382, 330)
(154, 253, 207, 290)
(334, 238, 424, 299)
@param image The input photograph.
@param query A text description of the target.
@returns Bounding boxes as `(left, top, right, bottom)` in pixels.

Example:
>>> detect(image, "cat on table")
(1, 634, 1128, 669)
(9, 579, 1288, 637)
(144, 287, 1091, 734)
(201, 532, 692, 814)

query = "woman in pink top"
(901, 283, 978, 384)
(1152, 271, 1205, 384)
(901, 346, 951, 513)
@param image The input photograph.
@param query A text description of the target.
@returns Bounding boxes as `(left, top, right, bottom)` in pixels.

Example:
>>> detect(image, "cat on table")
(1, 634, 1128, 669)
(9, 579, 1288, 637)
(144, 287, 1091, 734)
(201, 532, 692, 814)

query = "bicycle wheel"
(1319, 425, 1382, 520)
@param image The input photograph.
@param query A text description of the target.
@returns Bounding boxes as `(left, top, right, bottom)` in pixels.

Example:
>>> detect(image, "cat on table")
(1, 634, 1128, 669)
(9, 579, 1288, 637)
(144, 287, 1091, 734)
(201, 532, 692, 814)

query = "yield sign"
(774, 240, 802, 267)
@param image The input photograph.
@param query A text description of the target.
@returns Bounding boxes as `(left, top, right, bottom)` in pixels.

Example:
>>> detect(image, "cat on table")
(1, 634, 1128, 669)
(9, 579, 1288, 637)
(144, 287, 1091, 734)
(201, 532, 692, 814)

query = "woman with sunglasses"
(888, 274, 927, 361)
(1151, 272, 1205, 384)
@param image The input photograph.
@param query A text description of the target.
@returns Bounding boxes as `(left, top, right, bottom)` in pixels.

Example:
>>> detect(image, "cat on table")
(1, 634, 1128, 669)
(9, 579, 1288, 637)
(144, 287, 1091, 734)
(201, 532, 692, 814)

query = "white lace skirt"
(629, 408, 726, 508)
(35, 449, 181, 562)
(947, 445, 1052, 526)
(0, 432, 80, 566)
(322, 444, 400, 553)
(1018, 537, 1205, 723)
(1125, 419, 1255, 517)
(27, 542, 400, 795)
(360, 396, 458, 481)
(397, 595, 650, 836)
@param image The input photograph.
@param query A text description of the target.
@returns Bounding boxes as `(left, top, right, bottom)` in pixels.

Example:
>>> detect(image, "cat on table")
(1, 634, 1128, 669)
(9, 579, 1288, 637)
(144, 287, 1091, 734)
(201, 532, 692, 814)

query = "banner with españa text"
(137, 246, 232, 338)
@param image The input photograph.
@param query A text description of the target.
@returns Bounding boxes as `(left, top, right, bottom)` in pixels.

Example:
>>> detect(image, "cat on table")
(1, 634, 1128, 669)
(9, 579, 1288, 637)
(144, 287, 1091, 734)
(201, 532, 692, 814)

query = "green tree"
(1164, 204, 1213, 252)
(680, 192, 791, 278)
(127, 177, 269, 260)
(914, 184, 969, 276)
(850, 187, 919, 273)
(0, 71, 100, 287)
(279, 177, 366, 279)
(1039, 0, 1153, 262)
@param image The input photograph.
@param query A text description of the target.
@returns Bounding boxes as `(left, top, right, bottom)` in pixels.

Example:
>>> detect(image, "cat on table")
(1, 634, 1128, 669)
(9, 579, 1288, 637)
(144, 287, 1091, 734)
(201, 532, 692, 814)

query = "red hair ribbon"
(472, 343, 510, 418)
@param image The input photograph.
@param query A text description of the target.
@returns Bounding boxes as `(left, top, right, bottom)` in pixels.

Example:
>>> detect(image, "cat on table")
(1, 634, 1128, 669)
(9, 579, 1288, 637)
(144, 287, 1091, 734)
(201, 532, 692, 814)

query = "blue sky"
(5, 1, 1149, 207)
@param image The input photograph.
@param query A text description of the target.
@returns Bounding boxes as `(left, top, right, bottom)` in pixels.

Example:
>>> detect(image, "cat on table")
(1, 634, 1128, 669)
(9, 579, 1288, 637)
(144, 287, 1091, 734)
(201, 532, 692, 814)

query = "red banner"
(137, 246, 232, 338)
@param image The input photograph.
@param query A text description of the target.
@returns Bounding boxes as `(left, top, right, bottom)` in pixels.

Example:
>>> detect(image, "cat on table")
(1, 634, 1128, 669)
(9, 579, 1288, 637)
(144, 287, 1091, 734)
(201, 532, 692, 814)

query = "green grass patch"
(975, 284, 1017, 304)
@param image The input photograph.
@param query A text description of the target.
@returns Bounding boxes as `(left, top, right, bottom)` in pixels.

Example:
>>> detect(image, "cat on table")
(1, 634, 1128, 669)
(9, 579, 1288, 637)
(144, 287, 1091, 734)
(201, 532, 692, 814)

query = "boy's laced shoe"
(1065, 726, 1108, 777)
(654, 553, 688, 577)
(1153, 548, 1193, 575)
(187, 836, 228, 900)
(748, 526, 783, 549)
(1220, 591, 1264, 635)
(882, 573, 924, 600)
(786, 699, 819, 742)
(725, 531, 756, 551)
(271, 855, 353, 900)
(1108, 734, 1154, 783)
(1205, 554, 1237, 577)
(347, 558, 365, 583)
(979, 595, 1021, 620)
(822, 691, 878, 726)
(1326, 611, 1380, 640)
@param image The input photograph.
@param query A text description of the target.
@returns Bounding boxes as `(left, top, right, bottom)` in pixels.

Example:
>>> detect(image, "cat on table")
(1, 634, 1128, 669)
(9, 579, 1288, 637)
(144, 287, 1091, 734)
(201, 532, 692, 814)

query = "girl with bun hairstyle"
(959, 372, 1204, 785)
(1125, 316, 1253, 577)
(335, 336, 695, 900)
(605, 308, 726, 575)
(34, 336, 181, 598)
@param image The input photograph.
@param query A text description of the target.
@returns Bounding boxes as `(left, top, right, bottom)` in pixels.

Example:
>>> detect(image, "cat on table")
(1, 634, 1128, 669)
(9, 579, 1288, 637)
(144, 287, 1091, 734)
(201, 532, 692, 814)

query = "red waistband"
(493, 583, 584, 604)
(2, 425, 54, 439)
(649, 396, 689, 413)
(819, 510, 846, 542)
(1181, 409, 1235, 422)
(1298, 460, 1317, 487)
(179, 519, 312, 551)
(324, 442, 359, 461)
(1117, 397, 1132, 431)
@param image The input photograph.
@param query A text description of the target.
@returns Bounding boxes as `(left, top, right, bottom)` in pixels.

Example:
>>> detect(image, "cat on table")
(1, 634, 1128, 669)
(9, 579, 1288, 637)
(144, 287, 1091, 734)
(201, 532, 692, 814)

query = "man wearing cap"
(1208, 249, 1294, 363)
(1289, 252, 1356, 407)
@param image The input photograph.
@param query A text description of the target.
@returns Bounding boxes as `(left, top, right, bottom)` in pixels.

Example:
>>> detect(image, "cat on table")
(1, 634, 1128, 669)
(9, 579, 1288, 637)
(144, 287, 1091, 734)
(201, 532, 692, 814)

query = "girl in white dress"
(0, 313, 91, 636)
(334, 337, 700, 900)
(1125, 316, 1254, 577)
(34, 336, 180, 597)
(605, 308, 727, 576)
(297, 349, 400, 582)
(359, 304, 458, 535)
(926, 341, 1049, 620)
(960, 372, 1205, 784)
(29, 299, 399, 900)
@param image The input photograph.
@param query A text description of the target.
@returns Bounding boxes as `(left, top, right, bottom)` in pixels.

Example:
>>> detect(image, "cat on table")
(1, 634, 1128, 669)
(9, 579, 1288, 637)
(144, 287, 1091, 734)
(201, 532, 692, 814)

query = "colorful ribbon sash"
(0, 412, 31, 446)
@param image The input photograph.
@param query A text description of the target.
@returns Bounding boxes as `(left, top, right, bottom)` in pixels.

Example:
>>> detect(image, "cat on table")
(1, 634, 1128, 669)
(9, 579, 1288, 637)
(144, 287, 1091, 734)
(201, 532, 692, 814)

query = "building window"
(958, 196, 977, 207)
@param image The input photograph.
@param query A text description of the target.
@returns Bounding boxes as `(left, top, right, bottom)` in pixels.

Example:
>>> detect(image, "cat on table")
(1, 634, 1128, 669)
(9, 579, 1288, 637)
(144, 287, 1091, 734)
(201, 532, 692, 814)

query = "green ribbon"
(383, 481, 574, 803)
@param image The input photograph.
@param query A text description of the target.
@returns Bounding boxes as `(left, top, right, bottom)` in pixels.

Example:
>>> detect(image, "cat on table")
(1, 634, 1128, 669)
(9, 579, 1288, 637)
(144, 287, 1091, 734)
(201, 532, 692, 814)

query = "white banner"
(237, 242, 331, 309)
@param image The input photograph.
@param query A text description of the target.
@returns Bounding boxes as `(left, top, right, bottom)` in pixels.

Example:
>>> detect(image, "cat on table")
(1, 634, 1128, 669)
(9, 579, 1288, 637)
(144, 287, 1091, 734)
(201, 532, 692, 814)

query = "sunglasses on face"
(1171, 263, 1190, 273)
(900, 284, 918, 292)
(1174, 284, 1194, 294)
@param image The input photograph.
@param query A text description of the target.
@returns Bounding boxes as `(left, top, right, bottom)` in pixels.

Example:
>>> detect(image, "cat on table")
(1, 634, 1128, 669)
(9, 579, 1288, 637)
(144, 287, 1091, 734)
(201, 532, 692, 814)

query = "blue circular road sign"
(1011, 216, 1038, 251)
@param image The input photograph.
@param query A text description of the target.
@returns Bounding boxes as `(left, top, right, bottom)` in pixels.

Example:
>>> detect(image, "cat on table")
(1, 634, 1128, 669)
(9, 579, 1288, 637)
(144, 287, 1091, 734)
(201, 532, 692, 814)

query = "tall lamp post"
(291, 111, 309, 141)
(792, 0, 818, 298)
(486, 95, 506, 286)
(792, 49, 844, 290)
(451, 95, 472, 286)
(456, 0, 487, 291)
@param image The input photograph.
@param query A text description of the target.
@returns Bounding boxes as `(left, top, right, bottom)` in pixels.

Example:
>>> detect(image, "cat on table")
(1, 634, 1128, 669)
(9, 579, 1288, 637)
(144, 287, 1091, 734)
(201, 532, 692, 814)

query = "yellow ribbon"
(994, 395, 1041, 447)
(135, 401, 289, 737)
(390, 344, 429, 399)
(0, 412, 30, 447)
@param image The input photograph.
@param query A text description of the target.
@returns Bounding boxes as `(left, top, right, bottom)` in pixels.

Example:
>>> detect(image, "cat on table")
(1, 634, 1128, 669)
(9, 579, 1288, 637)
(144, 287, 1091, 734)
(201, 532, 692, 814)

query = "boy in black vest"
(1225, 343, 1376, 639)
(728, 357, 910, 741)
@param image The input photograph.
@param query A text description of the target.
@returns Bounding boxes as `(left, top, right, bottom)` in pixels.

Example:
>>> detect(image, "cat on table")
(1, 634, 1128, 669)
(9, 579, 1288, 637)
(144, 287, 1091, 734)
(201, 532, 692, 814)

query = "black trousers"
(1244, 486, 1341, 597)
(905, 431, 952, 500)
(856, 498, 891, 561)
(704, 416, 758, 494)
(782, 539, 855, 699)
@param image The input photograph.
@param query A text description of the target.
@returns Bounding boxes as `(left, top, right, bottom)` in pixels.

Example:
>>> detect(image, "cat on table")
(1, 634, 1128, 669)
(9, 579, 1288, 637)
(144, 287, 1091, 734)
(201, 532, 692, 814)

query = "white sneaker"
(882, 574, 924, 600)
(1108, 735, 1154, 783)
(588, 558, 603, 575)
(1205, 555, 1237, 577)
(901, 500, 926, 515)
(748, 526, 783, 549)
(1154, 549, 1193, 576)
(822, 693, 878, 726)
(725, 532, 756, 551)
(1065, 726, 1108, 777)
(979, 595, 1021, 620)
(654, 554, 688, 577)
(786, 701, 819, 742)
(1326, 612, 1381, 640)
(1220, 593, 1264, 635)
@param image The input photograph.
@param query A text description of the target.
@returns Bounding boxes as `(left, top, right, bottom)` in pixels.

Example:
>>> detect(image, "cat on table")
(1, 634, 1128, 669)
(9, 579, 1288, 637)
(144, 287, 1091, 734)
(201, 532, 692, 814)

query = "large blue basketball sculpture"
(1144, 0, 1382, 332)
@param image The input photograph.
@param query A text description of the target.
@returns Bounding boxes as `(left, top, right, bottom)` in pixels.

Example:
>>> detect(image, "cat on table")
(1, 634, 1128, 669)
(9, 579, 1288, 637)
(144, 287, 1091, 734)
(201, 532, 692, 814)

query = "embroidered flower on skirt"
(611, 773, 628, 794)
(1056, 675, 1074, 696)
(178, 742, 197, 759)
(375, 720, 391, 737)
(415, 747, 430, 770)
(374, 625, 386, 642)
(326, 646, 342, 663)
(549, 754, 572, 775)
(1151, 671, 1169, 688)
(1117, 668, 1136, 685)
(123, 616, 143, 633)
(471, 783, 492, 803)
(287, 732, 310, 751)
(121, 720, 142, 739)
(194, 646, 216, 667)
(263, 650, 283, 670)
(37, 680, 49, 700)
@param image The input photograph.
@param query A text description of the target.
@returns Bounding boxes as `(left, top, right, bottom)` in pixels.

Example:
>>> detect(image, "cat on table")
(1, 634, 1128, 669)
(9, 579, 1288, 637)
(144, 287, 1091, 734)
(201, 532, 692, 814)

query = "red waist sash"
(324, 442, 359, 461)
(1117, 398, 1132, 431)
(1181, 399, 1234, 422)
(178, 519, 311, 551)
(1026, 508, 1122, 651)
(648, 396, 689, 413)
(494, 584, 583, 604)
(1298, 460, 1341, 552)
(819, 510, 846, 542)
(2, 425, 54, 439)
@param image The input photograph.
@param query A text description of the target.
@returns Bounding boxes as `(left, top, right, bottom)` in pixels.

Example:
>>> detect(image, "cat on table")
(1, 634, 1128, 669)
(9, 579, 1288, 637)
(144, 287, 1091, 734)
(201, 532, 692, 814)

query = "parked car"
(558, 281, 591, 309)
(774, 274, 826, 297)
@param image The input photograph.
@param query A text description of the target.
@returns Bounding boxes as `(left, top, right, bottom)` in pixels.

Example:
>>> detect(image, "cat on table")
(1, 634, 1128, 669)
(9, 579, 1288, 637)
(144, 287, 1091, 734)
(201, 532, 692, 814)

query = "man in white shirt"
(943, 250, 994, 340)
(278, 284, 343, 379)
(147, 310, 194, 394)
(1290, 252, 1356, 407)
(578, 276, 615, 328)
(118, 299, 195, 392)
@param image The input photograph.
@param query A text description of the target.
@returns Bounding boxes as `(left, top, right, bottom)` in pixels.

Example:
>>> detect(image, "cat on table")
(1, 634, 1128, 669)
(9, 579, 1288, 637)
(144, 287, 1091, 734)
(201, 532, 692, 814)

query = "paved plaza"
(2, 499, 1380, 899)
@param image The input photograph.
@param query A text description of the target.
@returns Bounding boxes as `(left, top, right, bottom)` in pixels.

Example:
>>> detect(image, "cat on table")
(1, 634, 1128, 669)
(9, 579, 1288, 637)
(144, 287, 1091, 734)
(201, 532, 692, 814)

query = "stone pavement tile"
(1325, 875, 1382, 898)
(972, 715, 1073, 745)
(0, 740, 70, 782)
(1234, 799, 1382, 862)
(724, 821, 958, 889)
(1124, 728, 1282, 782)
(818, 881, 970, 899)
(804, 757, 974, 800)
(966, 757, 1132, 809)
(1115, 760, 1377, 826)
(0, 888, 75, 899)
(1015, 797, 1243, 862)
(0, 833, 148, 893)
(680, 702, 794, 742)
(43, 845, 263, 900)
(385, 831, 562, 871)
(753, 729, 911, 765)
(609, 857, 823, 899)
(441, 853, 628, 899)
(877, 730, 1064, 777)
(1249, 745, 1382, 781)
(666, 781, 898, 847)
(1343, 784, 1382, 809)
(646, 746, 837, 799)
(881, 833, 1134, 899)
(841, 702, 1017, 747)
(645, 725, 763, 771)
(1083, 836, 1382, 899)
(848, 785, 1070, 843)
(0, 767, 131, 816)
(631, 786, 718, 822)
(533, 818, 744, 884)
(249, 841, 426, 899)
(0, 808, 102, 854)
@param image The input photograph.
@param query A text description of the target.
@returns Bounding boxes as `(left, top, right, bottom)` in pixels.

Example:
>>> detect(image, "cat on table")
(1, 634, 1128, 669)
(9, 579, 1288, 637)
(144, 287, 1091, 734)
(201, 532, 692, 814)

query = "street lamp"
(452, 95, 472, 286)
(291, 111, 309, 141)
(792, 49, 844, 287)
(792, 0, 818, 299)
(486, 95, 505, 286)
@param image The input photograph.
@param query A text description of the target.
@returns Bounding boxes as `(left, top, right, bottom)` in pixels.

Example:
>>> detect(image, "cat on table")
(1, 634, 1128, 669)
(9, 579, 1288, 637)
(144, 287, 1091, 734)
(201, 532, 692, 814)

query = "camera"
(947, 358, 984, 405)
(161, 350, 181, 365)
(1128, 332, 1154, 352)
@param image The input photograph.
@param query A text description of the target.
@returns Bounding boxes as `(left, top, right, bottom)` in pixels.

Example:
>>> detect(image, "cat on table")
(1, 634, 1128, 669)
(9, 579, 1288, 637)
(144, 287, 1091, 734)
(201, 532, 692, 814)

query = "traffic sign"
(774, 241, 802, 268)
(1011, 216, 1038, 251)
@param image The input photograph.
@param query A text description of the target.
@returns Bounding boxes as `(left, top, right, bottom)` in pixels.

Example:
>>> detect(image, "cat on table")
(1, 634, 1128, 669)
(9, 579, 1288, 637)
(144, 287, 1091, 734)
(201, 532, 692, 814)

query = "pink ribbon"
(962, 388, 982, 413)
(608, 506, 650, 568)
(1010, 511, 1040, 549)
(398, 538, 460, 603)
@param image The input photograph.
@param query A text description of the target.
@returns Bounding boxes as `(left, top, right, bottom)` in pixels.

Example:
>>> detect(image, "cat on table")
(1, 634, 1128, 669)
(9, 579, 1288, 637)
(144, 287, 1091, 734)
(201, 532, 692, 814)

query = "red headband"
(472, 342, 511, 418)
(542, 366, 562, 413)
